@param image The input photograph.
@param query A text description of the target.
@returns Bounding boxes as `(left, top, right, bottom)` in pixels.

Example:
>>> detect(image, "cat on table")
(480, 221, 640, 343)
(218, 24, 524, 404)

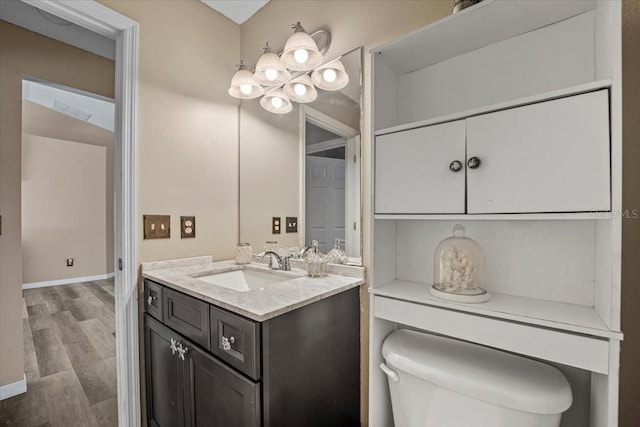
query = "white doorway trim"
(300, 106, 360, 255)
(21, 0, 140, 425)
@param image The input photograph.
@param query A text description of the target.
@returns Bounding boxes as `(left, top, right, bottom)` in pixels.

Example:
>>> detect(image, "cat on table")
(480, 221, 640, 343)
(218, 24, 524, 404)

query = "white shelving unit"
(368, 1, 622, 426)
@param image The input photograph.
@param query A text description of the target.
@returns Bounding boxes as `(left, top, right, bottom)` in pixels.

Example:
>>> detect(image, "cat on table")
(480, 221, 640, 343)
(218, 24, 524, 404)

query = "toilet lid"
(382, 329, 573, 414)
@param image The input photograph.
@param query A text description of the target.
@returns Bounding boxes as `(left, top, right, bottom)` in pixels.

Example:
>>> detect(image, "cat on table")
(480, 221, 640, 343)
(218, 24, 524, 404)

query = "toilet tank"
(381, 329, 573, 427)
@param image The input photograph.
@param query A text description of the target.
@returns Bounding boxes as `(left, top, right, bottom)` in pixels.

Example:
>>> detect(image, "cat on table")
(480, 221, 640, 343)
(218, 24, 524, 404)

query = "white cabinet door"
(466, 90, 610, 214)
(375, 120, 466, 214)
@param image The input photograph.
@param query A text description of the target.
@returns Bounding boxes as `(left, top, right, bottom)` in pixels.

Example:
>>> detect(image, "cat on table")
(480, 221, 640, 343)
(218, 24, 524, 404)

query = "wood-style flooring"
(0, 279, 118, 426)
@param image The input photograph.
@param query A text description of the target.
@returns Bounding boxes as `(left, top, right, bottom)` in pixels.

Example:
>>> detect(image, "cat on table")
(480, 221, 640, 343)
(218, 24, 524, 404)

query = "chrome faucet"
(258, 251, 291, 271)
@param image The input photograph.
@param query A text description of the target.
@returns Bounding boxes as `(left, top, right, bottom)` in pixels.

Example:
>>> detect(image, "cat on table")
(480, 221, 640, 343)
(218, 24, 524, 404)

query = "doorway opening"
(303, 107, 361, 262)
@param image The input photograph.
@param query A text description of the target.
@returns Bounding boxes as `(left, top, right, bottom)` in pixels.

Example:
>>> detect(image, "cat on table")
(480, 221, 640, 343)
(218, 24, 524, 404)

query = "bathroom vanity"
(369, 1, 622, 426)
(142, 257, 364, 426)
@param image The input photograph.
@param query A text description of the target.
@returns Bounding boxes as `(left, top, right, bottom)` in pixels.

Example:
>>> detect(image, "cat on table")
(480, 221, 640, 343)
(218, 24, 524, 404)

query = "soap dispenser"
(327, 238, 348, 264)
(303, 240, 327, 277)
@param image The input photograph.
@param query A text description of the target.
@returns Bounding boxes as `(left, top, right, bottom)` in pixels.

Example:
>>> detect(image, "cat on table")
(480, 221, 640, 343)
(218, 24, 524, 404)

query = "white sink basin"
(195, 269, 291, 292)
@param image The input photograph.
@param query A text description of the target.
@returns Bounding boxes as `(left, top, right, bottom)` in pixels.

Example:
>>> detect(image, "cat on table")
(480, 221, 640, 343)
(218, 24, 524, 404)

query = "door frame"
(22, 0, 140, 425)
(300, 106, 359, 254)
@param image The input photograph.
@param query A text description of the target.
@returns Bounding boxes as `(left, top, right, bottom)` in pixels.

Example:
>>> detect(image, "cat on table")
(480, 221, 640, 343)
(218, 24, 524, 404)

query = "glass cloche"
(429, 224, 490, 303)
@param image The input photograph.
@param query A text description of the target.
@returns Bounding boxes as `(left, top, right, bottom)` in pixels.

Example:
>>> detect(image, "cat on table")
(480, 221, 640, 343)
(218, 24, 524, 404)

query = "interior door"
(375, 120, 466, 214)
(305, 156, 346, 253)
(145, 315, 186, 427)
(466, 90, 610, 214)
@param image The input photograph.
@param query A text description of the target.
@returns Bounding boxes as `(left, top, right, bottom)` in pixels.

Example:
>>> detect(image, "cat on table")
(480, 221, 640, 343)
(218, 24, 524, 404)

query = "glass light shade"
(254, 45, 291, 86)
(283, 75, 318, 103)
(228, 68, 264, 99)
(311, 59, 349, 91)
(281, 25, 323, 71)
(260, 88, 293, 114)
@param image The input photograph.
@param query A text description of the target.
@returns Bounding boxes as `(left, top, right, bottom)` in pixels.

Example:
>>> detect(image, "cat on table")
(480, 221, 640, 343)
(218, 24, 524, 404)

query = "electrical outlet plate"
(272, 217, 281, 234)
(286, 217, 298, 233)
(143, 215, 171, 239)
(181, 216, 196, 238)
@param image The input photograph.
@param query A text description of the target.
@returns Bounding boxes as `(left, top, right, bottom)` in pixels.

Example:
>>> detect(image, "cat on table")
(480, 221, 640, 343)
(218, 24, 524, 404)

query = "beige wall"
(22, 134, 108, 283)
(0, 21, 114, 387)
(100, 0, 240, 265)
(620, 1, 640, 425)
(22, 101, 115, 275)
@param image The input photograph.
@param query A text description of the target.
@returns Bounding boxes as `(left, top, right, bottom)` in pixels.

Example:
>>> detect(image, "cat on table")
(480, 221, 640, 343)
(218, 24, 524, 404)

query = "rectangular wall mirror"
(239, 47, 363, 265)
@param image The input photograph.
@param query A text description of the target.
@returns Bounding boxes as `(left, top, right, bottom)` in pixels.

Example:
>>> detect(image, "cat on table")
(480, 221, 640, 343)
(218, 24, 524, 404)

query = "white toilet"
(381, 329, 573, 427)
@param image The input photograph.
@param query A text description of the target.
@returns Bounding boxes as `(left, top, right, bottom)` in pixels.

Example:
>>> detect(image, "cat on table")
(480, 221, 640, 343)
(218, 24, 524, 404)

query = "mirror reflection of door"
(304, 114, 361, 260)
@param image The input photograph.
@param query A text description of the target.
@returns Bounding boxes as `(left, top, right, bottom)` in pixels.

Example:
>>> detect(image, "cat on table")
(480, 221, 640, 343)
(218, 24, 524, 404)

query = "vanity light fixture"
(281, 22, 323, 71)
(254, 43, 291, 86)
(228, 61, 264, 99)
(311, 58, 349, 91)
(283, 74, 318, 103)
(260, 88, 293, 114)
(228, 22, 349, 114)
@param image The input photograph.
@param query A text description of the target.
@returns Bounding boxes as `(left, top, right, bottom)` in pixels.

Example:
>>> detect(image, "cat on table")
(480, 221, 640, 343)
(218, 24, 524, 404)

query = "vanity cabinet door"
(145, 314, 188, 427)
(183, 340, 261, 427)
(375, 120, 466, 214)
(466, 90, 610, 214)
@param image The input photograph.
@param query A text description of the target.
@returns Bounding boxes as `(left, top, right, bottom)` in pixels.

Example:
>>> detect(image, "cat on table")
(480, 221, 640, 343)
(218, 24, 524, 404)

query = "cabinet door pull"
(449, 160, 463, 172)
(147, 295, 156, 306)
(170, 338, 179, 355)
(467, 156, 482, 169)
(177, 343, 189, 361)
(221, 335, 235, 351)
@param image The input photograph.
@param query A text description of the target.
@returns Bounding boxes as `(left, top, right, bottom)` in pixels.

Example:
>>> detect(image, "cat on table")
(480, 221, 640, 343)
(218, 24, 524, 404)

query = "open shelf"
(372, 0, 596, 75)
(374, 79, 611, 136)
(370, 280, 622, 340)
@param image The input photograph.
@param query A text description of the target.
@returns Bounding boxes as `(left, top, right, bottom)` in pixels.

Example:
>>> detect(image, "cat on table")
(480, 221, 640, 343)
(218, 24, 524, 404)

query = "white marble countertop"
(141, 256, 365, 321)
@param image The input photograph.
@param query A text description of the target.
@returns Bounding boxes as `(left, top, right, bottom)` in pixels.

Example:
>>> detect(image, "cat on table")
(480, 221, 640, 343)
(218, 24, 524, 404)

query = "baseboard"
(22, 272, 115, 290)
(0, 374, 27, 400)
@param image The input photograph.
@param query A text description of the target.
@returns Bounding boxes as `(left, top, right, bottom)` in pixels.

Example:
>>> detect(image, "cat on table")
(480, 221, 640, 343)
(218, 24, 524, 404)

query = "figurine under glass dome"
(430, 224, 490, 303)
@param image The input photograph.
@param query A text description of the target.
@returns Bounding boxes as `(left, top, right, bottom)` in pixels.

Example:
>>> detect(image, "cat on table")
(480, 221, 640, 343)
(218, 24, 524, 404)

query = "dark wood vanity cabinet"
(144, 279, 360, 427)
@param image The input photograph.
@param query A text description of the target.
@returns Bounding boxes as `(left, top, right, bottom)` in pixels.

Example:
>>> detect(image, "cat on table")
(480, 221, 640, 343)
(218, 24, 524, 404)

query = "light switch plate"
(181, 216, 196, 238)
(286, 217, 297, 233)
(143, 215, 170, 239)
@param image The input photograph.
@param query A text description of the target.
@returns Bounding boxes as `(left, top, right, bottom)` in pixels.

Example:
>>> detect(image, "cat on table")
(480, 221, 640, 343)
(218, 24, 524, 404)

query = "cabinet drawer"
(163, 288, 210, 350)
(374, 296, 610, 374)
(210, 305, 261, 380)
(144, 279, 163, 321)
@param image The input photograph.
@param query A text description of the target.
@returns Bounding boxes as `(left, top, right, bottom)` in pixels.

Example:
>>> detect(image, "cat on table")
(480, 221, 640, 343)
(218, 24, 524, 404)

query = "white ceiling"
(201, 0, 270, 25)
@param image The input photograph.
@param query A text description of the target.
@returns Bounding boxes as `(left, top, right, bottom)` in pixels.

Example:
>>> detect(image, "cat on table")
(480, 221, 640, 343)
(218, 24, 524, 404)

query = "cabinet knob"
(467, 156, 482, 169)
(170, 338, 178, 355)
(177, 343, 188, 361)
(221, 335, 235, 351)
(147, 295, 156, 306)
(449, 160, 463, 172)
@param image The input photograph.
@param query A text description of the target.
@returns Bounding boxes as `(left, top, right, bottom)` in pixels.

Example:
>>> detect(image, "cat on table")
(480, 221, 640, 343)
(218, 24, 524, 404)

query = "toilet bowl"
(381, 329, 572, 427)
